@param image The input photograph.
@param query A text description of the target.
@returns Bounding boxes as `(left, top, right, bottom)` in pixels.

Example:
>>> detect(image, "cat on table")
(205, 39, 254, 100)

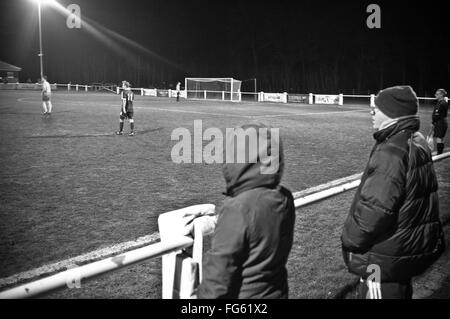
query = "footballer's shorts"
(120, 111, 134, 119)
(42, 93, 51, 102)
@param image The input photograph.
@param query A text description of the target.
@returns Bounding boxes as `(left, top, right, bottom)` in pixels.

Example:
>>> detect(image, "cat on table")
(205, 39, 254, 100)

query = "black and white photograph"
(0, 0, 449, 306)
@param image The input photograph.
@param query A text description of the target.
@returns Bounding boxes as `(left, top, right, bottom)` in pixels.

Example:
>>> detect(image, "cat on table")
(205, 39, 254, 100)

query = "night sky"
(0, 0, 449, 95)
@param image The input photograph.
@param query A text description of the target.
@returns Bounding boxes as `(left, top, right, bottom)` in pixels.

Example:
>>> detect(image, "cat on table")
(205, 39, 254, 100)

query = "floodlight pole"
(37, 1, 44, 79)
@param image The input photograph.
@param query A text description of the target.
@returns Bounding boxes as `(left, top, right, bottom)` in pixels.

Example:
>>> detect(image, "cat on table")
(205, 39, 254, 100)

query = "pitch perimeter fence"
(0, 82, 441, 107)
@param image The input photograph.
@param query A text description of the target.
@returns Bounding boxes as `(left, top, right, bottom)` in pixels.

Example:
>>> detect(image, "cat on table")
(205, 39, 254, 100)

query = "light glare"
(32, 0, 56, 5)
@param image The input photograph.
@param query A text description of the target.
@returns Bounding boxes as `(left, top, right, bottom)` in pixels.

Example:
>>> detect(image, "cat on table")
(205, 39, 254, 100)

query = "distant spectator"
(432, 88, 448, 155)
(176, 82, 181, 102)
(197, 123, 295, 299)
(41, 75, 53, 116)
(341, 85, 445, 299)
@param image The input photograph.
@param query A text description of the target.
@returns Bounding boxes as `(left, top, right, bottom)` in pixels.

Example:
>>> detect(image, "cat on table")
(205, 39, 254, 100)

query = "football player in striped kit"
(432, 88, 448, 155)
(116, 81, 135, 136)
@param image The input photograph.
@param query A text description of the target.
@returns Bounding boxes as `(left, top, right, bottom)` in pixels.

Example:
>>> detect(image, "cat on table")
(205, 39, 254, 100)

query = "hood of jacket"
(222, 123, 284, 197)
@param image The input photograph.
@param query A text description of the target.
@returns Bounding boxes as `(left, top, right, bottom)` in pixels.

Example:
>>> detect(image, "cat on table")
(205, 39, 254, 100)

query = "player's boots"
(129, 122, 135, 136)
(115, 131, 123, 135)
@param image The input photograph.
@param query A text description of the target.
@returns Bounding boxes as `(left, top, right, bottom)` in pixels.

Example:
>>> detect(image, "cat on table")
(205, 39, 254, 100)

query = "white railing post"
(261, 92, 264, 102)
(75, 84, 79, 91)
(158, 204, 216, 299)
(309, 93, 313, 104)
(116, 86, 120, 94)
(204, 90, 207, 100)
(283, 92, 288, 103)
(339, 94, 343, 106)
(222, 91, 225, 101)
(238, 90, 242, 102)
(370, 94, 375, 107)
(85, 85, 88, 92)
(141, 88, 144, 96)
(67, 83, 70, 91)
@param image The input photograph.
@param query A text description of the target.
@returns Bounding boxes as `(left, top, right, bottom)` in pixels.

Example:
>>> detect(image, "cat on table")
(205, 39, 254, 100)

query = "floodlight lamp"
(32, 0, 56, 5)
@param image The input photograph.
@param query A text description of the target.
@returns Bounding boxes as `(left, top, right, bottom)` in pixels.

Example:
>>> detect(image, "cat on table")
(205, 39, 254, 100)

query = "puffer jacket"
(197, 124, 295, 299)
(341, 117, 445, 282)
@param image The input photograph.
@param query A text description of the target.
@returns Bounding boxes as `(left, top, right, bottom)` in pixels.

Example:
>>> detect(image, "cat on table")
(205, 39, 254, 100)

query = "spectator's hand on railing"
(182, 206, 216, 237)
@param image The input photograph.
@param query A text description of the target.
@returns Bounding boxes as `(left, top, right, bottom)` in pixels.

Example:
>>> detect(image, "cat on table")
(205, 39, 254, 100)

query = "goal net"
(92, 82, 117, 93)
(185, 78, 242, 102)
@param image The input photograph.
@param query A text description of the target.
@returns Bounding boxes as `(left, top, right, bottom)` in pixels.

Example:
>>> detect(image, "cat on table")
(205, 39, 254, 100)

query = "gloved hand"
(182, 206, 216, 236)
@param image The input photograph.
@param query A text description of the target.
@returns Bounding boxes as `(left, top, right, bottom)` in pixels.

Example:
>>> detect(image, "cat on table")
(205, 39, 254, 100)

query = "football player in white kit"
(41, 75, 53, 116)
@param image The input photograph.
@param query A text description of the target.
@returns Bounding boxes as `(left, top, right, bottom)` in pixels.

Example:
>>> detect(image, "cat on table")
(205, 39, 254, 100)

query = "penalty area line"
(137, 106, 254, 118)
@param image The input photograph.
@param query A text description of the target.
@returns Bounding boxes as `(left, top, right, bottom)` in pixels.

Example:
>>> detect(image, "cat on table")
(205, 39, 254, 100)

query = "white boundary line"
(3, 152, 448, 291)
(0, 233, 159, 289)
(0, 152, 448, 295)
(292, 173, 362, 198)
(252, 109, 366, 119)
(0, 172, 362, 289)
(136, 106, 254, 118)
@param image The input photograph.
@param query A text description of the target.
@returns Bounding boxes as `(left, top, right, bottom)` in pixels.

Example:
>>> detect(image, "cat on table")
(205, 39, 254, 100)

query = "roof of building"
(0, 61, 22, 72)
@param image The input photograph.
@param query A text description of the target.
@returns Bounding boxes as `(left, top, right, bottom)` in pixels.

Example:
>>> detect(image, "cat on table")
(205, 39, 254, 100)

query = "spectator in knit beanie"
(341, 86, 445, 299)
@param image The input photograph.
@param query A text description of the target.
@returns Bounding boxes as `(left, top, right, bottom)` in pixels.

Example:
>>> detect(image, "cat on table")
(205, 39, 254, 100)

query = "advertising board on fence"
(263, 93, 287, 103)
(169, 90, 187, 99)
(315, 94, 339, 105)
(143, 88, 157, 97)
(157, 89, 169, 97)
(288, 94, 309, 104)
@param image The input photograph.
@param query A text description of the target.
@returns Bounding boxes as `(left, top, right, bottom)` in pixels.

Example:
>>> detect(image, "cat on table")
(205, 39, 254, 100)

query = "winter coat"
(341, 117, 445, 282)
(197, 124, 295, 298)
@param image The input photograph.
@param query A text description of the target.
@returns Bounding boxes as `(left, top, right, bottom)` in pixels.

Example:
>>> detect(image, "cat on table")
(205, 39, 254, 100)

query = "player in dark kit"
(116, 81, 135, 136)
(432, 88, 448, 154)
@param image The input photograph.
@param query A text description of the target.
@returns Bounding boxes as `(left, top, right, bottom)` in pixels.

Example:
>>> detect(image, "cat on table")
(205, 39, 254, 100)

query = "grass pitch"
(0, 89, 448, 298)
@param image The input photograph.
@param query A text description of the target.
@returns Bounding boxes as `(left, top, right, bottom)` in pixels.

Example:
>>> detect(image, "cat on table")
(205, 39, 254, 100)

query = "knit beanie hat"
(375, 86, 418, 119)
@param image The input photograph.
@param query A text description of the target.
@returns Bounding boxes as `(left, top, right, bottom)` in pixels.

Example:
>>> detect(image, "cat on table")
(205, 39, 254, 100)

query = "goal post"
(185, 78, 241, 102)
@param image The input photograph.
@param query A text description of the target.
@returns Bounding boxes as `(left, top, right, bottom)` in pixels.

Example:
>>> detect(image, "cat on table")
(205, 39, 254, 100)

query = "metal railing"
(0, 152, 448, 299)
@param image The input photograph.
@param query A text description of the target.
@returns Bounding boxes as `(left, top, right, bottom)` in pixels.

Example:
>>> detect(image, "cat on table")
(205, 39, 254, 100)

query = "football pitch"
(0, 90, 449, 298)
